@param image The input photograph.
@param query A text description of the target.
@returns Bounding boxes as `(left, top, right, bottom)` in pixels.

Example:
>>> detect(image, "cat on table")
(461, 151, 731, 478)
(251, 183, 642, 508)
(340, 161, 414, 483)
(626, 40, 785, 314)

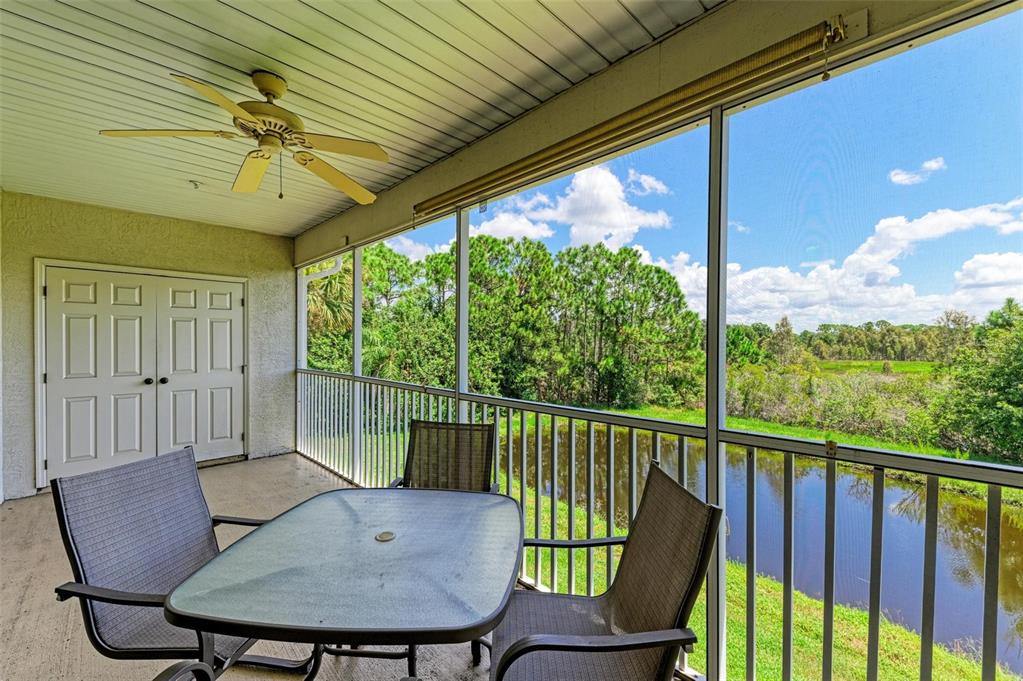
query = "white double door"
(45, 267, 244, 479)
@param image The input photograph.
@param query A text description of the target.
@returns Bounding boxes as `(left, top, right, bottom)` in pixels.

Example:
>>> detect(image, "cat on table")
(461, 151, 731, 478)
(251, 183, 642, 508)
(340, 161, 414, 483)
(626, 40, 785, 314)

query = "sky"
(389, 11, 1023, 331)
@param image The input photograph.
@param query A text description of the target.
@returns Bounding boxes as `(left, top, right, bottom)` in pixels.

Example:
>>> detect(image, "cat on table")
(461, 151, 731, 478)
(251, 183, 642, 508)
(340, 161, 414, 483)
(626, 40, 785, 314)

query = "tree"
(934, 299, 1023, 462)
(765, 316, 799, 365)
(305, 257, 353, 335)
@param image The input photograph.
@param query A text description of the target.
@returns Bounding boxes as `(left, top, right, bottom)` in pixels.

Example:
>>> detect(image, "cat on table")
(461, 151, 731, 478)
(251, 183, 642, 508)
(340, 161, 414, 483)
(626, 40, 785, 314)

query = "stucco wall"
(0, 191, 296, 499)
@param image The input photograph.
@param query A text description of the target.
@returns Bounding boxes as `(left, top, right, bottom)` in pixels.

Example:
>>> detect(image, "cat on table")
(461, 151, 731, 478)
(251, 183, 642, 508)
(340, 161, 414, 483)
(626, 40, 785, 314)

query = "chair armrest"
(523, 535, 627, 549)
(495, 629, 697, 681)
(212, 514, 268, 527)
(490, 482, 501, 495)
(389, 478, 404, 488)
(55, 582, 165, 607)
(152, 661, 216, 681)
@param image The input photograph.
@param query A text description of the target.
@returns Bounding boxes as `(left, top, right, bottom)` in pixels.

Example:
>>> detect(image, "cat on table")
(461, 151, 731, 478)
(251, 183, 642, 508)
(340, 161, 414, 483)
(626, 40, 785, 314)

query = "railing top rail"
(297, 368, 456, 397)
(721, 429, 1023, 489)
(297, 369, 1023, 489)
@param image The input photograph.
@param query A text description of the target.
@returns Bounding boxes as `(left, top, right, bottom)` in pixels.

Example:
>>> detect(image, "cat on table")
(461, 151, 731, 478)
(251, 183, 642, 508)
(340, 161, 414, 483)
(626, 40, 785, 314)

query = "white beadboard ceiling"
(0, 0, 721, 237)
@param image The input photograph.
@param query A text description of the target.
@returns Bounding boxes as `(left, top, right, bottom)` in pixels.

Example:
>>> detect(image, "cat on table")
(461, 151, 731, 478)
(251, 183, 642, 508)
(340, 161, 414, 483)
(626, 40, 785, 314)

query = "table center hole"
(375, 531, 396, 543)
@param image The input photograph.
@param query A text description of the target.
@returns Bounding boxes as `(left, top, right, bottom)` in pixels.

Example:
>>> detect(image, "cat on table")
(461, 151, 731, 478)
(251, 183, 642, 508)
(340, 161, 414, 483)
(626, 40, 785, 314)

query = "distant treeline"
(306, 236, 1023, 462)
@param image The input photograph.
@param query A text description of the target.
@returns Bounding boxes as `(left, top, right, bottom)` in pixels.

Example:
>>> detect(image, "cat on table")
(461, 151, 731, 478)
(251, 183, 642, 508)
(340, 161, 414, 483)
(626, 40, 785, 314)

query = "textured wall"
(0, 191, 296, 499)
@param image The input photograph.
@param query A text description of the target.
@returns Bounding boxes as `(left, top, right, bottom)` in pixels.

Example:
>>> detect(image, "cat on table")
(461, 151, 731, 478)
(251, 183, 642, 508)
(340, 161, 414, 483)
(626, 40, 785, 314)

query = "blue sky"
(391, 11, 1022, 330)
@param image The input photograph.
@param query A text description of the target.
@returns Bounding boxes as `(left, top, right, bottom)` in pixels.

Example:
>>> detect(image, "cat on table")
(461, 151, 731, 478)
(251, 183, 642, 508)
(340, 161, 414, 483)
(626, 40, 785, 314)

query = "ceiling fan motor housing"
(234, 100, 306, 151)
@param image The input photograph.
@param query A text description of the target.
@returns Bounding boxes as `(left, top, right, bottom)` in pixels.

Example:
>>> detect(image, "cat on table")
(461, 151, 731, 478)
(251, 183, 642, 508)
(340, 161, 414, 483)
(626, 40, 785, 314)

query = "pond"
(502, 424, 1023, 675)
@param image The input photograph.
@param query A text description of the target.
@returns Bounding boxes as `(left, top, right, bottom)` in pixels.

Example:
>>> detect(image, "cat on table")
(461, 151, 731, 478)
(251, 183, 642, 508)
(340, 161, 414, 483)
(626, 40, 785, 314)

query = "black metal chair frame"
(487, 464, 723, 681)
(51, 448, 323, 680)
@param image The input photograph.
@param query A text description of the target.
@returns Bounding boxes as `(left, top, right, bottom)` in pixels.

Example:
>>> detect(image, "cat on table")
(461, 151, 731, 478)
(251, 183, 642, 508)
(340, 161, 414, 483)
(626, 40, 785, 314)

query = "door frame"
(34, 258, 250, 489)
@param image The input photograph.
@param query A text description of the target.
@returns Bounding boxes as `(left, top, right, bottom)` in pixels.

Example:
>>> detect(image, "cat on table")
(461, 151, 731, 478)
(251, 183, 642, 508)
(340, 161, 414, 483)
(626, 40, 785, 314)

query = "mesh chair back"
(51, 448, 219, 651)
(606, 464, 722, 636)
(401, 420, 496, 492)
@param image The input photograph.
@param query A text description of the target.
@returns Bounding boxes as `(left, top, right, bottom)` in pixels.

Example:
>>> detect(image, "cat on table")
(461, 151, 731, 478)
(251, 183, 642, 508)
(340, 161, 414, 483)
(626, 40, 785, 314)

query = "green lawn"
(817, 359, 938, 375)
(501, 470, 1021, 681)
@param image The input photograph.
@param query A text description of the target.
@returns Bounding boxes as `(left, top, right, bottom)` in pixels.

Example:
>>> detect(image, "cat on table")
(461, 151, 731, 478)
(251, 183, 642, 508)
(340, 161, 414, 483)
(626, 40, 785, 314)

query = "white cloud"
(527, 165, 670, 249)
(730, 220, 751, 234)
(953, 252, 1023, 288)
(626, 168, 670, 196)
(637, 197, 1023, 329)
(800, 259, 835, 268)
(470, 212, 553, 239)
(888, 156, 947, 185)
(385, 234, 440, 262)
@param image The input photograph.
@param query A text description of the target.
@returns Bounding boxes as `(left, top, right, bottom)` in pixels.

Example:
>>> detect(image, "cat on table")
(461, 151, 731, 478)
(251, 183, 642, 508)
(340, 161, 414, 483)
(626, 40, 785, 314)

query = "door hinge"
(43, 460, 48, 470)
(240, 297, 245, 307)
(240, 364, 246, 374)
(42, 372, 47, 384)
(42, 285, 47, 297)
(240, 432, 245, 442)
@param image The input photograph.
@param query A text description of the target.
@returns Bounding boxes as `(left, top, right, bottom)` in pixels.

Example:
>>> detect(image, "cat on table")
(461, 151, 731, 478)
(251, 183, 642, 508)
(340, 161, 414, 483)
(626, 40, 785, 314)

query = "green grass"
(500, 469, 1021, 680)
(307, 433, 1020, 679)
(623, 405, 1022, 505)
(817, 359, 938, 375)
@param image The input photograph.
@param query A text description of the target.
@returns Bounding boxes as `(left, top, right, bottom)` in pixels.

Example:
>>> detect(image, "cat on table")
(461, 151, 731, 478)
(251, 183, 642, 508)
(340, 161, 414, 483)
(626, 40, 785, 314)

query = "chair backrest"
(51, 447, 219, 651)
(401, 420, 496, 492)
(605, 464, 722, 674)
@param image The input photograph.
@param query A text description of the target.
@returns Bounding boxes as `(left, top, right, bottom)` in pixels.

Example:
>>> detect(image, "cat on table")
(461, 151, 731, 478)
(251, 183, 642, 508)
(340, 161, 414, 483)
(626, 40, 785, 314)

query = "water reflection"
(501, 423, 1023, 673)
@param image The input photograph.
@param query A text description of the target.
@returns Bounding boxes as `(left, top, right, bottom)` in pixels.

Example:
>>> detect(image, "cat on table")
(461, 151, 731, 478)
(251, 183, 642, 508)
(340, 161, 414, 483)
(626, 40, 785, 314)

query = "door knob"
(144, 378, 154, 385)
(158, 377, 169, 384)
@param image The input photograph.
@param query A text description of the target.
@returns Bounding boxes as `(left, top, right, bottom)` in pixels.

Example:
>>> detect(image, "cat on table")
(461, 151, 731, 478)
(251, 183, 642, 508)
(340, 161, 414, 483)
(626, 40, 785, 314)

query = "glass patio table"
(165, 487, 523, 676)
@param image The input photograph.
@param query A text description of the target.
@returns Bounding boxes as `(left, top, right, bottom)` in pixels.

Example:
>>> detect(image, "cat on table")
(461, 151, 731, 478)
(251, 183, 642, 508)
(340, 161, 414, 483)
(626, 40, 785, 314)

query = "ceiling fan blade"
(232, 150, 273, 193)
(100, 129, 236, 138)
(299, 133, 389, 162)
(294, 151, 376, 204)
(170, 74, 260, 125)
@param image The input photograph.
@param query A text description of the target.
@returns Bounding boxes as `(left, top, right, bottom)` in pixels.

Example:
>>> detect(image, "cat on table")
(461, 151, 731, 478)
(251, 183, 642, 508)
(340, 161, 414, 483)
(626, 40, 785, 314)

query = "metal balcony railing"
(296, 368, 1023, 681)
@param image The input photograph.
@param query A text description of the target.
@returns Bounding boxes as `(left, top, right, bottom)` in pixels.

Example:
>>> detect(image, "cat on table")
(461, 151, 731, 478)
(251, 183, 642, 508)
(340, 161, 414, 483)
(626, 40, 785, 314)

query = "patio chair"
(390, 419, 500, 493)
(486, 463, 722, 681)
(326, 419, 499, 675)
(52, 446, 323, 679)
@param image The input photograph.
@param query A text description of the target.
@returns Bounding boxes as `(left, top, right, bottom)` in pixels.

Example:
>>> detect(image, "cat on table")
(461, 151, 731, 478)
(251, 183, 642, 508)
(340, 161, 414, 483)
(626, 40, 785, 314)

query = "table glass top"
(167, 488, 522, 639)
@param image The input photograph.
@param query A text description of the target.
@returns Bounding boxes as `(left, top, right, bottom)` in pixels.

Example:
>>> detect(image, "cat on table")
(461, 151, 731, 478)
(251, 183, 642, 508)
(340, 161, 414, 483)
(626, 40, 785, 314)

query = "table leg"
(407, 644, 416, 677)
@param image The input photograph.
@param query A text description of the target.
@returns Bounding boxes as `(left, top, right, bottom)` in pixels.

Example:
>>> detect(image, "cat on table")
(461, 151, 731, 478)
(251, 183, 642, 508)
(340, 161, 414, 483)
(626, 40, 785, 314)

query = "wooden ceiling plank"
(651, 0, 707, 27)
(494, 0, 611, 76)
(304, 0, 532, 118)
(241, 0, 512, 130)
(4, 2, 451, 167)
(462, 1, 591, 83)
(128, 0, 481, 145)
(538, 0, 629, 62)
(579, 0, 654, 52)
(415, 0, 574, 94)
(378, 0, 560, 101)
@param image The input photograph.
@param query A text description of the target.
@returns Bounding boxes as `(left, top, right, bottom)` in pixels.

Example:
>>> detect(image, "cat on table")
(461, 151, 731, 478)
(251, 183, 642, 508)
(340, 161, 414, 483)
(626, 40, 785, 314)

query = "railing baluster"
(866, 467, 885, 681)
(652, 431, 661, 465)
(534, 412, 543, 585)
(568, 418, 577, 595)
(919, 475, 938, 681)
(506, 407, 513, 496)
(550, 414, 558, 592)
(783, 451, 794, 681)
(678, 434, 687, 489)
(746, 446, 757, 681)
(606, 424, 615, 585)
(330, 376, 337, 472)
(982, 484, 1002, 681)
(586, 421, 595, 597)
(628, 428, 637, 520)
(823, 458, 837, 681)
(519, 409, 527, 580)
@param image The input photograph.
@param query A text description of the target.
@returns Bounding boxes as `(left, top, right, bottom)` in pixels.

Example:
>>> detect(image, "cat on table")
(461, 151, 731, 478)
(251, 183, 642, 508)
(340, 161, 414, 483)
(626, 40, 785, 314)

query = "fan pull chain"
(278, 153, 284, 199)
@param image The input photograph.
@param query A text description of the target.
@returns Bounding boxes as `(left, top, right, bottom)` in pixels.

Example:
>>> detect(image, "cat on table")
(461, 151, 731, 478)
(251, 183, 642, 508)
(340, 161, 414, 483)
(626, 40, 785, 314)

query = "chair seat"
(490, 591, 662, 681)
(99, 604, 248, 660)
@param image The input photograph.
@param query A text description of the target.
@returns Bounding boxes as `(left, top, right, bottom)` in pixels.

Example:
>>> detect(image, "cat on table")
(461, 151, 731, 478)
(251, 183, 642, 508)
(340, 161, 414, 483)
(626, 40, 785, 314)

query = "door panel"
(157, 277, 244, 459)
(45, 267, 158, 478)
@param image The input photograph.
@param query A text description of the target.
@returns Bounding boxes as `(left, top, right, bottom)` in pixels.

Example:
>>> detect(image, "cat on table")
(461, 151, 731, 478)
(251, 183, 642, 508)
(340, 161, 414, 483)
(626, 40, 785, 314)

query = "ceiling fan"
(100, 71, 387, 204)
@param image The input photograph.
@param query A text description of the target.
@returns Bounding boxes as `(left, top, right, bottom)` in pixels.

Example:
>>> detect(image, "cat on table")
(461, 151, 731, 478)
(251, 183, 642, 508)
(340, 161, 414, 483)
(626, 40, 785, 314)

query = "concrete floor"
(0, 453, 490, 681)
